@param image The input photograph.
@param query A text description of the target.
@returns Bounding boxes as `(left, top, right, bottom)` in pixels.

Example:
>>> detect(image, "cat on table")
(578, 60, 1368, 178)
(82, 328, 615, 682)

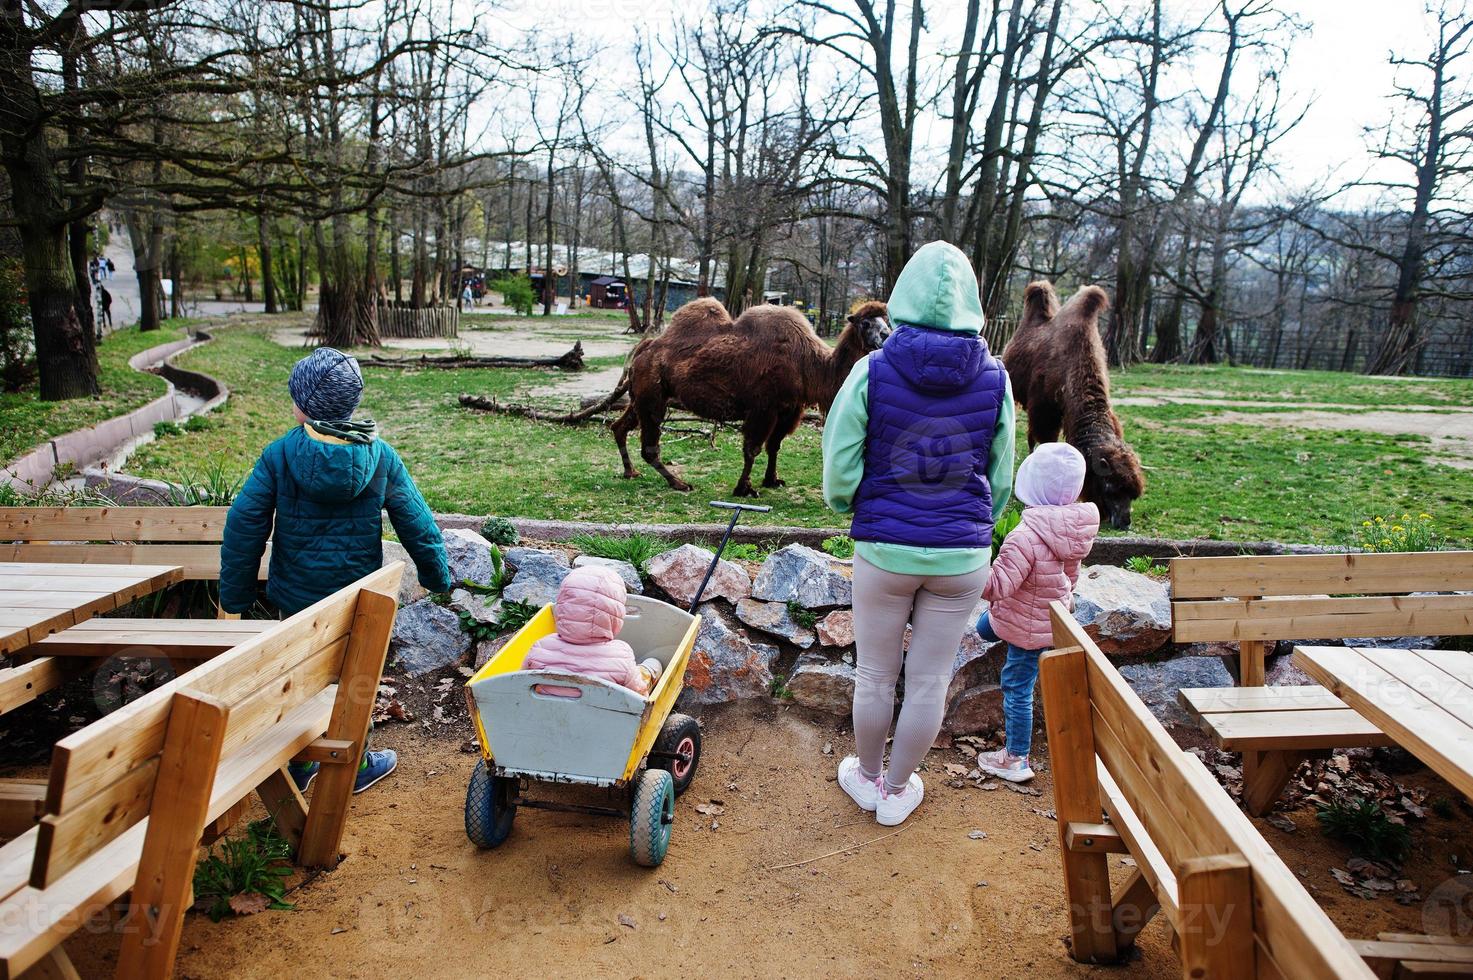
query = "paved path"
(95, 225, 266, 332)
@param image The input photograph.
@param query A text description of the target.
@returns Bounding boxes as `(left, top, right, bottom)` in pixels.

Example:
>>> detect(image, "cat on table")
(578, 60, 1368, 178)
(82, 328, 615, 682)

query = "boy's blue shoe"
(354, 749, 398, 794)
(289, 761, 319, 794)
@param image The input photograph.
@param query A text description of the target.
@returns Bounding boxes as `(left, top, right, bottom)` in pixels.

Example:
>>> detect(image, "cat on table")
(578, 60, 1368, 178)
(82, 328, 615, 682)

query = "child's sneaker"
(353, 749, 398, 794)
(837, 756, 881, 812)
(976, 749, 1034, 783)
(876, 773, 924, 826)
(289, 761, 319, 794)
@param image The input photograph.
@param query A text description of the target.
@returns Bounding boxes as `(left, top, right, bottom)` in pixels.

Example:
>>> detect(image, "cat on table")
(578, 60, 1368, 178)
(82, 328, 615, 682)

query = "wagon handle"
(689, 501, 771, 613)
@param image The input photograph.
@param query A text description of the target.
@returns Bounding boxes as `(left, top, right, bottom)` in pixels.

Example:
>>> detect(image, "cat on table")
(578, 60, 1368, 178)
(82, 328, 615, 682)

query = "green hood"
(886, 241, 986, 334)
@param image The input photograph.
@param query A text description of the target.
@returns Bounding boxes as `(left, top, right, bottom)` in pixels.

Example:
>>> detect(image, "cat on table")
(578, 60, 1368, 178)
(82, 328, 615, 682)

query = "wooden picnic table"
(1294, 644, 1473, 801)
(0, 562, 183, 657)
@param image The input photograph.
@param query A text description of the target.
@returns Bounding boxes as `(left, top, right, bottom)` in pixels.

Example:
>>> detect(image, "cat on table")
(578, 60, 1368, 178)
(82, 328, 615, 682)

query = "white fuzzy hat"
(1015, 443, 1086, 507)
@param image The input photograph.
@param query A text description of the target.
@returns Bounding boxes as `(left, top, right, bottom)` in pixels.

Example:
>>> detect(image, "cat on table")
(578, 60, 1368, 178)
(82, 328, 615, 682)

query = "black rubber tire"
(650, 713, 702, 797)
(464, 759, 517, 849)
(629, 768, 676, 867)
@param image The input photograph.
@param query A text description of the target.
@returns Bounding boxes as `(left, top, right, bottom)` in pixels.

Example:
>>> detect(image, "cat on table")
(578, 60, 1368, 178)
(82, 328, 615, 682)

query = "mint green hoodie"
(822, 242, 1015, 577)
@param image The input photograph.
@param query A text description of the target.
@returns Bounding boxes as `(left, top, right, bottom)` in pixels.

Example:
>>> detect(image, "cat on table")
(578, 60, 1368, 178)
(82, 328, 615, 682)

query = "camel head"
(1083, 426, 1146, 531)
(847, 301, 893, 351)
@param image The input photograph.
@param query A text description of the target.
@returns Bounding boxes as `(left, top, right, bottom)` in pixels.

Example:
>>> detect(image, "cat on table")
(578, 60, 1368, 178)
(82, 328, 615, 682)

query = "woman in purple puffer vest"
(822, 241, 1016, 826)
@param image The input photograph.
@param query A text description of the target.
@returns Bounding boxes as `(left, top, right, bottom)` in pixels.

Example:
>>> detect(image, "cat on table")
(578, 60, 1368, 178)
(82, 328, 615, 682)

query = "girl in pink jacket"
(974, 443, 1099, 782)
(524, 565, 662, 696)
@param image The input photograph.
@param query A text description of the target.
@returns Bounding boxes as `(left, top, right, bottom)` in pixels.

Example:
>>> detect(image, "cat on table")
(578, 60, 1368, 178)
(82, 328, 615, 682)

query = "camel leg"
(762, 409, 801, 488)
(612, 403, 641, 479)
(1025, 402, 1063, 449)
(733, 416, 777, 498)
(638, 397, 692, 492)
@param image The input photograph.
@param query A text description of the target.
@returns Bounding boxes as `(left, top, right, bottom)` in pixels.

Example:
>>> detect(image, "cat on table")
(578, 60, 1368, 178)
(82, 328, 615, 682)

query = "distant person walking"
(98, 286, 112, 332)
(104, 257, 115, 280)
(461, 282, 474, 311)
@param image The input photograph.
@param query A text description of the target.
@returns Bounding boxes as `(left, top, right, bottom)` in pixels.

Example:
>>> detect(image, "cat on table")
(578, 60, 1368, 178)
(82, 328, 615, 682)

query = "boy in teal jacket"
(221, 347, 452, 793)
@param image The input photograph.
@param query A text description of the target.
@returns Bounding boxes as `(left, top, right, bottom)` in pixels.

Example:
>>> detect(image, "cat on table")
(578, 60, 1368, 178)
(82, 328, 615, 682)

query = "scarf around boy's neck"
(306, 417, 378, 444)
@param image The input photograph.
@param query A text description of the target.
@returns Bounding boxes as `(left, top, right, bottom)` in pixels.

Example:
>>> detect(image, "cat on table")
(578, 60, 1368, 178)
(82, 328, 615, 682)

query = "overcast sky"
(508, 0, 1440, 197)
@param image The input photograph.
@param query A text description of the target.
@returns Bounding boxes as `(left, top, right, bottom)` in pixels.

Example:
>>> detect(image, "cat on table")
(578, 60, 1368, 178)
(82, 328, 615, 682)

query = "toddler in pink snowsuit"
(974, 442, 1099, 783)
(525, 565, 661, 696)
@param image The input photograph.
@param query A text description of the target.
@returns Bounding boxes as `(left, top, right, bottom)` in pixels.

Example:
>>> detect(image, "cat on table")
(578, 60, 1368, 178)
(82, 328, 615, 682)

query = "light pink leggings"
(851, 555, 989, 794)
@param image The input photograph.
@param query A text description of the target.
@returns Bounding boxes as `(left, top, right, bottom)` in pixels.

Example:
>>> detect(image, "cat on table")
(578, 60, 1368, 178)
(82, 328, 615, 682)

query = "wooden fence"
(377, 304, 460, 339)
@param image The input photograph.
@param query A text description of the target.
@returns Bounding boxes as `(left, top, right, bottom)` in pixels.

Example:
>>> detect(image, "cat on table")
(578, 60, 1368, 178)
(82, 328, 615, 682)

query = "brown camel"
(613, 299, 892, 497)
(1001, 281, 1146, 530)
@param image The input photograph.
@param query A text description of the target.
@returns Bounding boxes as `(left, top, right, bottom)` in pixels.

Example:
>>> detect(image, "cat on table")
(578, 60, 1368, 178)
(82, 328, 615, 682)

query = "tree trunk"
(258, 211, 277, 313)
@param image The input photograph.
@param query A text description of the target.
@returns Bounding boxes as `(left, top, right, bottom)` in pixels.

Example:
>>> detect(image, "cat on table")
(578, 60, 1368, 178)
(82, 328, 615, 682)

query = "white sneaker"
(837, 756, 881, 812)
(876, 772, 924, 826)
(976, 749, 1035, 783)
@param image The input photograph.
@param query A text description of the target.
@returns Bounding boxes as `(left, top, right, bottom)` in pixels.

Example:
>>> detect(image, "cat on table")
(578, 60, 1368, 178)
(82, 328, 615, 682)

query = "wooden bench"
(1176, 685, 1395, 815)
(1169, 551, 1473, 687)
(0, 506, 270, 718)
(0, 562, 402, 979)
(1041, 599, 1376, 977)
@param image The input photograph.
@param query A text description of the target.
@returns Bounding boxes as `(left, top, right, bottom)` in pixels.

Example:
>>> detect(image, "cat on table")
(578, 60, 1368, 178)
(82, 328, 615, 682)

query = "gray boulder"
(381, 540, 427, 607)
(648, 544, 751, 607)
(944, 684, 1004, 735)
(443, 528, 500, 587)
(473, 636, 511, 672)
(787, 653, 855, 715)
(390, 599, 470, 676)
(752, 544, 853, 609)
(502, 550, 571, 607)
(449, 588, 501, 625)
(1118, 656, 1233, 728)
(1071, 564, 1172, 657)
(505, 546, 570, 572)
(735, 598, 817, 648)
(572, 555, 644, 594)
(679, 602, 777, 705)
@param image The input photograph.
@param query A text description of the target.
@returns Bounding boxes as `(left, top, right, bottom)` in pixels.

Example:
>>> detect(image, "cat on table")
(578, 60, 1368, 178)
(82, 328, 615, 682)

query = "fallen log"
(364, 342, 584, 371)
(458, 371, 630, 424)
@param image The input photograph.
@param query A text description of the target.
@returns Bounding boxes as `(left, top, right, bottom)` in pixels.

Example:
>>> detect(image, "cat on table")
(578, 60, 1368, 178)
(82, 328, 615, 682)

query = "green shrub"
(821, 534, 855, 559)
(1124, 555, 1169, 577)
(192, 818, 294, 921)
(991, 508, 1022, 562)
(769, 674, 793, 700)
(568, 532, 667, 570)
(480, 515, 520, 547)
(153, 420, 184, 439)
(162, 458, 246, 505)
(1350, 513, 1447, 553)
(460, 543, 511, 595)
(723, 543, 761, 562)
(183, 414, 212, 432)
(495, 599, 539, 634)
(786, 600, 818, 630)
(1316, 797, 1412, 863)
(490, 274, 536, 315)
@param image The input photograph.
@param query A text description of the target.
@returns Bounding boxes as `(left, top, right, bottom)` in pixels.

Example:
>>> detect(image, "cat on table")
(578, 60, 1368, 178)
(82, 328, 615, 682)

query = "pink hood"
(981, 502, 1100, 650)
(524, 565, 642, 692)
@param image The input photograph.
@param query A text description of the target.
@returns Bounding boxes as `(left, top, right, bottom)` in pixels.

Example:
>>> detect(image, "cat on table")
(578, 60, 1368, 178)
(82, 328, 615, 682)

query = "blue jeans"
(975, 611, 1046, 758)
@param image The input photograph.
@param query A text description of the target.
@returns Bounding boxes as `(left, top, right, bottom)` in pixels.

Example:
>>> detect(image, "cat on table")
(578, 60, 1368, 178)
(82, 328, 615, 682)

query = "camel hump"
(668, 297, 733, 334)
(1063, 285, 1110, 321)
(1022, 281, 1059, 320)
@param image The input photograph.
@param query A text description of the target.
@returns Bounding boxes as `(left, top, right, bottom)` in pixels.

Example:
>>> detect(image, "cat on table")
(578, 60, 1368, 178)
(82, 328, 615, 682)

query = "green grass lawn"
(100, 319, 1473, 547)
(1, 323, 189, 466)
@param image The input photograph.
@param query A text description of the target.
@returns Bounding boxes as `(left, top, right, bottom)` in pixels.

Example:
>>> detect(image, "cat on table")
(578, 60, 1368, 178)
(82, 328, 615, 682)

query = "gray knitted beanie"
(289, 348, 364, 422)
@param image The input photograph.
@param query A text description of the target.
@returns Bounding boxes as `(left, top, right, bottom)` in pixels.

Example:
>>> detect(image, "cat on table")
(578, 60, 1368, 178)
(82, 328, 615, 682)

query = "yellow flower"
(1363, 520, 1373, 527)
(1420, 513, 1432, 521)
(1393, 525, 1404, 533)
(1375, 516, 1385, 523)
(1382, 538, 1393, 547)
(1403, 513, 1411, 521)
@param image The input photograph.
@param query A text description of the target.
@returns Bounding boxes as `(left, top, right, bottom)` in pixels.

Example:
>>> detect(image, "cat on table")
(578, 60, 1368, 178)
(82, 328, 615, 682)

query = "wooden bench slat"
(0, 658, 100, 717)
(1178, 685, 1349, 718)
(1170, 551, 1473, 599)
(0, 544, 268, 581)
(0, 507, 233, 543)
(1096, 762, 1178, 924)
(1201, 707, 1393, 751)
(1173, 594, 1473, 642)
(27, 619, 273, 658)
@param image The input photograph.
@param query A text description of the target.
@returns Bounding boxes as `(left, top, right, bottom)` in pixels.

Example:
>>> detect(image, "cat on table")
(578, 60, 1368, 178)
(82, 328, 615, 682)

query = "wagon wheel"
(629, 769, 675, 867)
(649, 713, 702, 797)
(464, 759, 517, 849)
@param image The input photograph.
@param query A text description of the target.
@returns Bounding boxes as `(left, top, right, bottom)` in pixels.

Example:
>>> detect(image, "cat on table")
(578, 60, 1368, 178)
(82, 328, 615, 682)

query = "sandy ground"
(1198, 409, 1473, 468)
(55, 700, 1473, 979)
(271, 324, 636, 362)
